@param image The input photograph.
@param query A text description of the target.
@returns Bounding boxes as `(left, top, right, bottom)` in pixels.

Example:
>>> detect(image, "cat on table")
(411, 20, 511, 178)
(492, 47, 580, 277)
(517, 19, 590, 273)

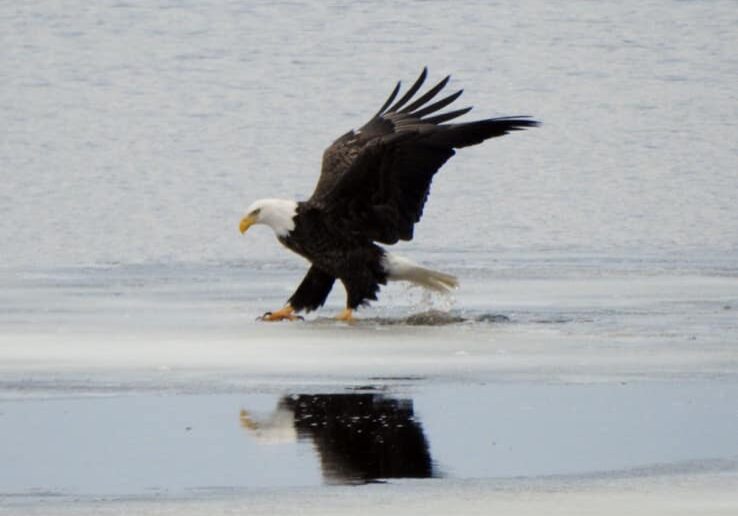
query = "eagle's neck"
(258, 198, 298, 237)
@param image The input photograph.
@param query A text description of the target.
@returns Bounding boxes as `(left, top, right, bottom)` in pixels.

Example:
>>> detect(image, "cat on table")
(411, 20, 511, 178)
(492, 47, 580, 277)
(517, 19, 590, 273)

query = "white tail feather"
(382, 254, 459, 293)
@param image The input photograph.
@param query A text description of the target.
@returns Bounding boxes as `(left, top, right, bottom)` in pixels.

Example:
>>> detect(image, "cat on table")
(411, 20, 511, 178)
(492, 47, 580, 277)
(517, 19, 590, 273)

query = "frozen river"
(2, 0, 738, 514)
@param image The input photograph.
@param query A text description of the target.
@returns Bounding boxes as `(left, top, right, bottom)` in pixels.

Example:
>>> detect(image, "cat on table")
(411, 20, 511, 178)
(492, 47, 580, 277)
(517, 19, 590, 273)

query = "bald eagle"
(239, 68, 538, 322)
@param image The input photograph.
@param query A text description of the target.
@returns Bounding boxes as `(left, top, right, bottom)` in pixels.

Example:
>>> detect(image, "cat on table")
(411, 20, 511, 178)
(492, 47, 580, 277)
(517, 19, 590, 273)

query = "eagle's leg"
(280, 266, 336, 319)
(259, 304, 303, 322)
(335, 307, 354, 322)
(335, 255, 386, 323)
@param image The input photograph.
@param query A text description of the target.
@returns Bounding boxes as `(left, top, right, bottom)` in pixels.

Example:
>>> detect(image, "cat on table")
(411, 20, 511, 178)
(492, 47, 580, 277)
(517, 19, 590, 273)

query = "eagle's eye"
(251, 208, 261, 217)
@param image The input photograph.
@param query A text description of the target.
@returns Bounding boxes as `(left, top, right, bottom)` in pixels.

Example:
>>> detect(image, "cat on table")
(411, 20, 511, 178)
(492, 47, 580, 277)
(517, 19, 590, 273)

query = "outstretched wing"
(310, 67, 465, 203)
(308, 68, 538, 243)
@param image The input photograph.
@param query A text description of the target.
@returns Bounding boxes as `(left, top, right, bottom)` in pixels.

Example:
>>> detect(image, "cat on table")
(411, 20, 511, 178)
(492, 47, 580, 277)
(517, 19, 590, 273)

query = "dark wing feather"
(379, 142, 456, 240)
(386, 67, 428, 113)
(308, 68, 539, 242)
(410, 89, 463, 119)
(427, 117, 539, 148)
(370, 81, 401, 119)
(398, 75, 450, 113)
(311, 131, 363, 203)
(423, 106, 473, 125)
(322, 117, 537, 243)
(310, 68, 468, 203)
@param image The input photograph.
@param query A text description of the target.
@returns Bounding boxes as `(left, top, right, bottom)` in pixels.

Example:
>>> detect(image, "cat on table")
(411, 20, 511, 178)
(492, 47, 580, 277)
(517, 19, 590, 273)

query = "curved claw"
(257, 306, 303, 322)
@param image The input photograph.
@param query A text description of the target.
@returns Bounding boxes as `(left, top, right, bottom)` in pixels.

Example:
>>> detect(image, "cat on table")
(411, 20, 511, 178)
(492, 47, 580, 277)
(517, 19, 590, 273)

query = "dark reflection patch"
(241, 393, 434, 484)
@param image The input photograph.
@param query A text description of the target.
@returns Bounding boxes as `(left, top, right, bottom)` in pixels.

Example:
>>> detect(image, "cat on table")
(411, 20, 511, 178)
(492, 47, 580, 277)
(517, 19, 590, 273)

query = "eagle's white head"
(239, 198, 298, 238)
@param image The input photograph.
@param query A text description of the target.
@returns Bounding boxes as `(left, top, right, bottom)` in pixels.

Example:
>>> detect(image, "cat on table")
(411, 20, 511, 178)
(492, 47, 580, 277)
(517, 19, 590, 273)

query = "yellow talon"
(239, 409, 258, 430)
(259, 305, 302, 322)
(335, 308, 354, 323)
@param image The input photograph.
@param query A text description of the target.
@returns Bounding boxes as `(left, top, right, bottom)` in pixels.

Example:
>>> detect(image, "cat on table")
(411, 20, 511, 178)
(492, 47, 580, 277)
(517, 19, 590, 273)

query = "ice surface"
(1, 269, 737, 510)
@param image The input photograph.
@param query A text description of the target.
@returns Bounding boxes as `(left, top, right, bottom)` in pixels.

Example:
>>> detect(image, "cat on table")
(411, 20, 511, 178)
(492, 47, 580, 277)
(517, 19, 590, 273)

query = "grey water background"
(2, 0, 738, 502)
(2, 0, 737, 270)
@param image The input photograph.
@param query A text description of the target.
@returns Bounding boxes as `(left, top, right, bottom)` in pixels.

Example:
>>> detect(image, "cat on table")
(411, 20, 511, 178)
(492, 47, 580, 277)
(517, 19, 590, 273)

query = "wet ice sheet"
(3, 263, 737, 334)
(1, 265, 737, 506)
(3, 473, 738, 516)
(1, 269, 737, 512)
(1, 265, 736, 384)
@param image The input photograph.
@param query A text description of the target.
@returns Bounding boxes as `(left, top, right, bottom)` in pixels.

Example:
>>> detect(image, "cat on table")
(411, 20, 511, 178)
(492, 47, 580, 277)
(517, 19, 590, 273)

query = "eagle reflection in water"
(240, 393, 434, 484)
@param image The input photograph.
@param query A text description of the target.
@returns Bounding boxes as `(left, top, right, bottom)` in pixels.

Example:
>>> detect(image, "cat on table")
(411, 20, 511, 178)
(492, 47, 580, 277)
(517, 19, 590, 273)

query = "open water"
(2, 0, 737, 269)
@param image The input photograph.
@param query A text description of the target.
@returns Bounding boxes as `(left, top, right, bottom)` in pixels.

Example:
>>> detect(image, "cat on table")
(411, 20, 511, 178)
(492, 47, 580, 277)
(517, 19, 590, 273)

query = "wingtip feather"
(387, 67, 428, 113)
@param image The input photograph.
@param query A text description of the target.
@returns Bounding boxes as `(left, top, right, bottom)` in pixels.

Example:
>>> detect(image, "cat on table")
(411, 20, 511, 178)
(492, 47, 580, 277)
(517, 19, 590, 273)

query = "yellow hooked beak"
(239, 214, 257, 234)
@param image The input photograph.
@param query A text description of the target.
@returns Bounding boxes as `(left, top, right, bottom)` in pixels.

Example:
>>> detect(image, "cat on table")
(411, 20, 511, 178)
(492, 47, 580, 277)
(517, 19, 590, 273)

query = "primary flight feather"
(239, 68, 538, 322)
